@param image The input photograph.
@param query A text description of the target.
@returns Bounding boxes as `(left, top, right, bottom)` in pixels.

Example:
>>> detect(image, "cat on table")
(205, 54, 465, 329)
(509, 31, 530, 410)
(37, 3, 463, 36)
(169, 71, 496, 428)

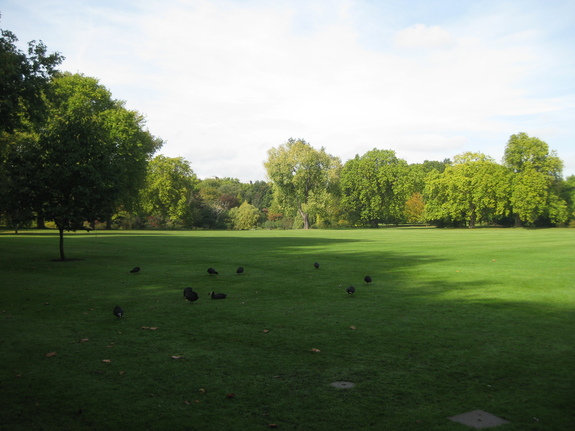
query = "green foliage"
(341, 149, 410, 226)
(139, 155, 198, 228)
(503, 133, 568, 226)
(0, 20, 64, 133)
(424, 152, 511, 228)
(229, 201, 261, 229)
(265, 138, 341, 229)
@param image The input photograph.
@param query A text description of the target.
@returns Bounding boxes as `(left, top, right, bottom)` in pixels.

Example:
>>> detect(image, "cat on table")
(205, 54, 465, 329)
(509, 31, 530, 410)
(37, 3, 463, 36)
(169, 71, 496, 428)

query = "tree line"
(2, 22, 574, 257)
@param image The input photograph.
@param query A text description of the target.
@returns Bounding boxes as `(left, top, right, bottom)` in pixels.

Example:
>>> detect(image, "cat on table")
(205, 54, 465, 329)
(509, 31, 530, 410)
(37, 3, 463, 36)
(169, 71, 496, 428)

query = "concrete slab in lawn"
(330, 381, 355, 388)
(448, 410, 509, 429)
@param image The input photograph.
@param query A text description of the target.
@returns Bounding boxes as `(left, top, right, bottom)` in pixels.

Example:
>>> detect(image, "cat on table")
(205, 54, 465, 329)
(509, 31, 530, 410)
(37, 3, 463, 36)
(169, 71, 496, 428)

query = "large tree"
(139, 155, 198, 228)
(503, 133, 568, 226)
(340, 149, 410, 227)
(424, 152, 511, 228)
(21, 73, 161, 259)
(264, 138, 341, 229)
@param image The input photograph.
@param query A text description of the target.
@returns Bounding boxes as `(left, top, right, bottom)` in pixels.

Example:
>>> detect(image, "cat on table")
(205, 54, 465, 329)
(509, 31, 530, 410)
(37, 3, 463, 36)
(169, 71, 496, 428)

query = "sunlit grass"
(0, 227, 573, 430)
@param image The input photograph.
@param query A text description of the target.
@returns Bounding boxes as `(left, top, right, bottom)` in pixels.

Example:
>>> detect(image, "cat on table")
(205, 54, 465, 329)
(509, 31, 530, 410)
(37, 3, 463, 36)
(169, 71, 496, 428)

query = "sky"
(2, 0, 574, 181)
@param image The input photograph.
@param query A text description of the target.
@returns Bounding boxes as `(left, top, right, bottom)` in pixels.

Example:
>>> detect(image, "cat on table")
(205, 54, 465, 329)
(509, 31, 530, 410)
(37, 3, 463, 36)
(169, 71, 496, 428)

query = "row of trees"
(1, 22, 574, 260)
(103, 134, 573, 231)
(263, 136, 574, 229)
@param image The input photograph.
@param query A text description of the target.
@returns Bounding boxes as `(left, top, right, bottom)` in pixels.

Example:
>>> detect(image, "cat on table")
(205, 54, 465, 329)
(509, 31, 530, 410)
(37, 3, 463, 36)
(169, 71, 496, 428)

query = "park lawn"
(0, 227, 573, 430)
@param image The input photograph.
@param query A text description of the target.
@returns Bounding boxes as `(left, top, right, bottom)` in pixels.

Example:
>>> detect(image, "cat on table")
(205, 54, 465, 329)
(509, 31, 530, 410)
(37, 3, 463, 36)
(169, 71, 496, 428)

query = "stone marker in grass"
(448, 409, 509, 429)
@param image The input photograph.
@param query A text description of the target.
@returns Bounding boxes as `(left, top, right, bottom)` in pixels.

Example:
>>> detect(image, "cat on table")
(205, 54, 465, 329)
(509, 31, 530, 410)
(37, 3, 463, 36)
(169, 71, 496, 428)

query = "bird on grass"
(130, 267, 140, 273)
(207, 267, 218, 275)
(346, 286, 355, 295)
(314, 262, 320, 269)
(113, 305, 123, 318)
(364, 275, 372, 284)
(209, 291, 227, 299)
(183, 287, 199, 303)
(236, 266, 244, 274)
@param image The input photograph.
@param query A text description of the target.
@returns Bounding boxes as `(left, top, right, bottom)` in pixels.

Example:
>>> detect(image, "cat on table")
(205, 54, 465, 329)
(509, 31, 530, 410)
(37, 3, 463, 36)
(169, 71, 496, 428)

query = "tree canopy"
(264, 138, 341, 229)
(0, 20, 64, 133)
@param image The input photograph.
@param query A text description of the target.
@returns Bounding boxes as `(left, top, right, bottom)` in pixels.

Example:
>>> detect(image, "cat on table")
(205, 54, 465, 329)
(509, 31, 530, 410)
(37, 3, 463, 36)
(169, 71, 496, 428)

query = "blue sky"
(2, 0, 574, 181)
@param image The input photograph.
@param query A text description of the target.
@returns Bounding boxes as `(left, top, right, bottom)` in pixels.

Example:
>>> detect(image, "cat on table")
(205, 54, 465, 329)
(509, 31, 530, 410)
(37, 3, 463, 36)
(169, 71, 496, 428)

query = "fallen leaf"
(140, 326, 150, 329)
(184, 400, 192, 405)
(226, 393, 235, 399)
(107, 345, 114, 348)
(171, 355, 183, 359)
(44, 302, 50, 305)
(310, 348, 321, 353)
(45, 352, 57, 357)
(102, 359, 111, 363)
(149, 327, 158, 330)
(79, 338, 89, 343)
(263, 329, 270, 333)
(198, 388, 206, 394)
(350, 326, 357, 330)
(118, 371, 125, 375)
(269, 424, 278, 428)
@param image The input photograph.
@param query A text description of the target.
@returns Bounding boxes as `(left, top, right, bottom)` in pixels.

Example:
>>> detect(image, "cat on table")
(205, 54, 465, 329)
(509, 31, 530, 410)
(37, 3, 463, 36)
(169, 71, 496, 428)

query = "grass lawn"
(0, 227, 573, 430)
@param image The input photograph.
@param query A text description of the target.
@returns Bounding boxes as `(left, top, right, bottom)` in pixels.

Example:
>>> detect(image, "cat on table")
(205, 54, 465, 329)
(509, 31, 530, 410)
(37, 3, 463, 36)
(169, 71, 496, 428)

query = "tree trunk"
(37, 215, 46, 229)
(298, 208, 310, 229)
(59, 228, 66, 261)
(513, 213, 523, 227)
(469, 211, 476, 228)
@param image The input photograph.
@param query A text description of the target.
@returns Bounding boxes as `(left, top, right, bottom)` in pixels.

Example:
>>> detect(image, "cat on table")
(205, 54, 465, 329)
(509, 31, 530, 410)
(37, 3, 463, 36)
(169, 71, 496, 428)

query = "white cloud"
(4, 0, 575, 179)
(393, 23, 454, 49)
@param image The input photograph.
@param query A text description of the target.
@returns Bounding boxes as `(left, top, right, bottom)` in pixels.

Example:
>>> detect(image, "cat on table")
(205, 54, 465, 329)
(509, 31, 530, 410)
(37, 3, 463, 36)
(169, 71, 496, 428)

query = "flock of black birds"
(114, 264, 372, 318)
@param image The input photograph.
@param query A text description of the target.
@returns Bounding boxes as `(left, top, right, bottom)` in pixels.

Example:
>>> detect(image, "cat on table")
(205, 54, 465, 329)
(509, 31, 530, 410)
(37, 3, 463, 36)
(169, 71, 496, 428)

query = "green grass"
(0, 228, 574, 430)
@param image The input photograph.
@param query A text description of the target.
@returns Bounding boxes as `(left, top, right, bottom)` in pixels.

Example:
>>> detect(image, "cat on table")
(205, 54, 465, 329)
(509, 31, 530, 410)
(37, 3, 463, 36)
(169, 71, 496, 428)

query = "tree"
(340, 149, 410, 227)
(423, 152, 511, 228)
(0, 20, 64, 133)
(139, 155, 198, 228)
(241, 180, 273, 210)
(19, 73, 161, 259)
(503, 133, 568, 226)
(264, 139, 341, 229)
(229, 201, 261, 230)
(102, 104, 163, 222)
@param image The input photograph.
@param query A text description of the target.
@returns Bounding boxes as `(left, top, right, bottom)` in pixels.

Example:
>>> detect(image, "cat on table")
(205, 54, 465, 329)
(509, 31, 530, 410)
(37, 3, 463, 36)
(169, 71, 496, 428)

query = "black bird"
(364, 275, 372, 284)
(314, 262, 320, 269)
(346, 285, 355, 295)
(209, 291, 227, 299)
(113, 305, 123, 318)
(130, 266, 140, 273)
(207, 267, 218, 275)
(184, 287, 199, 303)
(236, 266, 244, 274)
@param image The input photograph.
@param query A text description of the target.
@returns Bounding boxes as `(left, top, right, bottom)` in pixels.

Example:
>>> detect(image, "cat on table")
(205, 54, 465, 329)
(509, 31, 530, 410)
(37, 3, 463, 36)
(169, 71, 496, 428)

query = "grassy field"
(0, 227, 573, 430)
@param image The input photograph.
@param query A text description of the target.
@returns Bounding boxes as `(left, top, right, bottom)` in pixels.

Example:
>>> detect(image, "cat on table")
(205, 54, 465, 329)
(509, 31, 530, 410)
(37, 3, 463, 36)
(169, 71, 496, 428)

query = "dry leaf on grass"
(171, 355, 183, 359)
(102, 359, 112, 363)
(263, 329, 270, 333)
(79, 338, 89, 342)
(310, 348, 321, 353)
(350, 326, 357, 330)
(45, 352, 57, 357)
(118, 371, 125, 375)
(198, 388, 206, 394)
(226, 393, 236, 399)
